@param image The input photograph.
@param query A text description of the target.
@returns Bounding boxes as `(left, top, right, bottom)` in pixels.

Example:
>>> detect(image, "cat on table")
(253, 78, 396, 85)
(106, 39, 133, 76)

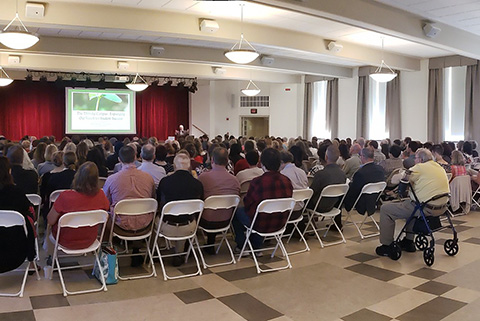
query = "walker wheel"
(423, 248, 435, 266)
(389, 242, 402, 261)
(444, 239, 459, 256)
(415, 235, 428, 250)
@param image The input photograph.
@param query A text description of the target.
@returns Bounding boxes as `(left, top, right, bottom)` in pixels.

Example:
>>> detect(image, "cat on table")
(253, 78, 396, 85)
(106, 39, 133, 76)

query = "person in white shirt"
(138, 144, 166, 188)
(236, 151, 263, 185)
(280, 150, 308, 212)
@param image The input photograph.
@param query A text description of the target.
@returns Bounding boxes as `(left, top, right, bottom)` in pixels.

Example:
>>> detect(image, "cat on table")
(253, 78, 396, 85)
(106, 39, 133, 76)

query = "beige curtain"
(357, 75, 369, 138)
(386, 73, 401, 140)
(465, 61, 480, 142)
(326, 79, 339, 139)
(427, 69, 444, 143)
(304, 83, 313, 139)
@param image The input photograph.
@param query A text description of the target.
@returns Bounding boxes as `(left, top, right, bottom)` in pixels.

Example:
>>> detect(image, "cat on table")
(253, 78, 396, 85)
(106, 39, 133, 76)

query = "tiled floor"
(1, 210, 480, 321)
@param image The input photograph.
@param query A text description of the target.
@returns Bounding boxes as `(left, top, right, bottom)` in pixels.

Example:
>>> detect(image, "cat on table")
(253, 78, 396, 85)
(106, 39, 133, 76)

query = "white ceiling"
(38, 0, 451, 61)
(376, 0, 480, 35)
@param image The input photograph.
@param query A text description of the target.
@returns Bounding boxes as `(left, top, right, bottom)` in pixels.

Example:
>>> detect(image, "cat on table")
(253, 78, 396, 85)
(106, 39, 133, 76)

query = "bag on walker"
(93, 246, 118, 285)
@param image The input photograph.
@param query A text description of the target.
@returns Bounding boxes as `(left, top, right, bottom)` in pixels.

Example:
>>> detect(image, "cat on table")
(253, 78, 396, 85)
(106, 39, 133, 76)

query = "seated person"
(450, 150, 468, 182)
(236, 151, 263, 185)
(157, 153, 203, 266)
(232, 148, 293, 252)
(38, 144, 58, 176)
(86, 146, 108, 178)
(6, 145, 38, 194)
(0, 156, 36, 264)
(46, 162, 110, 263)
(380, 144, 403, 179)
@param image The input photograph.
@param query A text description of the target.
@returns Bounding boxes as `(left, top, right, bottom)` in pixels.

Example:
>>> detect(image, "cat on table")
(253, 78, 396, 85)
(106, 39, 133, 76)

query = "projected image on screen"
(66, 88, 136, 135)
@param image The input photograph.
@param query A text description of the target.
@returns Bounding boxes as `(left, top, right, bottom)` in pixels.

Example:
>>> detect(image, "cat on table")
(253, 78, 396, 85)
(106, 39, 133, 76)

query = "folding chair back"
(52, 210, 108, 296)
(351, 181, 387, 214)
(292, 188, 314, 204)
(159, 200, 204, 239)
(202, 195, 240, 228)
(114, 198, 158, 216)
(0, 210, 38, 297)
(26, 194, 41, 208)
(98, 177, 107, 188)
(49, 189, 69, 207)
(252, 198, 296, 235)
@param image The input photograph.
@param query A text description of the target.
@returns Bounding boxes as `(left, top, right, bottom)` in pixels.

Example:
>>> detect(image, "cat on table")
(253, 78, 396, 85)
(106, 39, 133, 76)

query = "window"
(368, 80, 387, 140)
(443, 66, 466, 141)
(308, 81, 329, 139)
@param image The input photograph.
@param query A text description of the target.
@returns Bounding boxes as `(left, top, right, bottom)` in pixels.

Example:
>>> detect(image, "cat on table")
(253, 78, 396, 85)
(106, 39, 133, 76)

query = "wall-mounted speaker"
(423, 23, 441, 38)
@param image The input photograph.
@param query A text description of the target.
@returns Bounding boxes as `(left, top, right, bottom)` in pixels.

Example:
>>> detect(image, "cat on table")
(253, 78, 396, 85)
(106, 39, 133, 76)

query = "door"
(241, 117, 269, 138)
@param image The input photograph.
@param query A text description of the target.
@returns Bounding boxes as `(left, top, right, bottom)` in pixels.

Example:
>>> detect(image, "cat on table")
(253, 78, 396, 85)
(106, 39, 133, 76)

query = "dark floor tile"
(218, 293, 282, 321)
(397, 297, 466, 321)
(255, 254, 284, 264)
(463, 237, 480, 245)
(450, 219, 467, 225)
(452, 225, 473, 233)
(0, 310, 35, 321)
(346, 263, 402, 281)
(174, 287, 214, 304)
(408, 267, 446, 280)
(30, 294, 69, 310)
(414, 280, 456, 295)
(216, 266, 265, 282)
(177, 265, 212, 275)
(346, 253, 378, 263)
(342, 308, 391, 321)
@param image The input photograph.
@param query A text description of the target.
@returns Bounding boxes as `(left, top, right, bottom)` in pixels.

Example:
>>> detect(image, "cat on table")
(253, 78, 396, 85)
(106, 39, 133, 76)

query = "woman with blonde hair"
(450, 150, 467, 182)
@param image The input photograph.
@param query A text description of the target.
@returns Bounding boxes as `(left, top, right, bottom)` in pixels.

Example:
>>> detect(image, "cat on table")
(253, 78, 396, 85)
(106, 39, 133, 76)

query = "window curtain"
(465, 61, 480, 142)
(427, 69, 444, 143)
(0, 80, 189, 140)
(304, 82, 313, 139)
(357, 75, 369, 138)
(326, 78, 338, 139)
(386, 73, 401, 140)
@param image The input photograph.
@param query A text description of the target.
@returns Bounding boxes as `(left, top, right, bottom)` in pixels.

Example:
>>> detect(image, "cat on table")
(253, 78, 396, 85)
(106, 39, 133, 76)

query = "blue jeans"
(232, 207, 264, 249)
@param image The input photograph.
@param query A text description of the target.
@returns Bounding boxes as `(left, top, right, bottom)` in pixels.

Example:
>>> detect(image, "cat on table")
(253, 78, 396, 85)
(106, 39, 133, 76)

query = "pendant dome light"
(370, 38, 397, 83)
(225, 4, 259, 64)
(0, 66, 14, 86)
(241, 79, 260, 96)
(0, 0, 39, 50)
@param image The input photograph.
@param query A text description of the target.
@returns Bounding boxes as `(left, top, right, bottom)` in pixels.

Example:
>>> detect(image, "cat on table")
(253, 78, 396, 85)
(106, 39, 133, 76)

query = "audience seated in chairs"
(45, 162, 110, 265)
(232, 148, 293, 254)
(198, 147, 240, 254)
(156, 153, 204, 266)
(7, 145, 38, 195)
(376, 148, 449, 257)
(0, 156, 37, 264)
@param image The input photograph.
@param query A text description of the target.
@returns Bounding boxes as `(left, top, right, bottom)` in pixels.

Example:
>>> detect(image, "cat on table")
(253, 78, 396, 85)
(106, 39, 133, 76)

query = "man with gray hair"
(343, 147, 385, 215)
(376, 148, 449, 257)
(343, 143, 363, 180)
(157, 153, 203, 266)
(138, 144, 166, 188)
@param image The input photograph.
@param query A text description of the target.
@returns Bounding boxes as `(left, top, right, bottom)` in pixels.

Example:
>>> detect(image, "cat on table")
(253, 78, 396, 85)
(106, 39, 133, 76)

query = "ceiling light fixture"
(370, 38, 397, 83)
(0, 0, 39, 50)
(241, 80, 260, 96)
(0, 66, 14, 86)
(126, 73, 148, 91)
(224, 4, 259, 64)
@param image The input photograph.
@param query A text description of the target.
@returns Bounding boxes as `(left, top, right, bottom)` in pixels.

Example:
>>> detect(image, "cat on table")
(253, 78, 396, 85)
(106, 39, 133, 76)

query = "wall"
(400, 59, 429, 141)
(191, 63, 430, 141)
(338, 68, 359, 139)
(190, 84, 210, 137)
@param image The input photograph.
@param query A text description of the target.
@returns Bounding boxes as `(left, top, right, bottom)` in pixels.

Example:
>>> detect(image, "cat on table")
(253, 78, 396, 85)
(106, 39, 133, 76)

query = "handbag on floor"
(93, 246, 118, 285)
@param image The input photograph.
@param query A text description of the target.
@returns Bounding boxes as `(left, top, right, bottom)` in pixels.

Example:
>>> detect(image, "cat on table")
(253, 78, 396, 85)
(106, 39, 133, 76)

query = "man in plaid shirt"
(232, 148, 293, 251)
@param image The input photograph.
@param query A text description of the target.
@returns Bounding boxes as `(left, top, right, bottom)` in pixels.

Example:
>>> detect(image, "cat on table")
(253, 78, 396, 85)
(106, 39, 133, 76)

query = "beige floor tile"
(441, 287, 480, 303)
(387, 275, 429, 288)
(192, 273, 244, 297)
(367, 289, 436, 318)
(232, 262, 405, 321)
(0, 296, 33, 313)
(34, 293, 245, 321)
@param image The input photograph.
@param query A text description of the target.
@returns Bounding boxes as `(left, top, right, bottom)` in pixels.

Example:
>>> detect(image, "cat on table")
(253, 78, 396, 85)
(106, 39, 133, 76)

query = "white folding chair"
(49, 210, 108, 296)
(0, 211, 40, 297)
(152, 200, 204, 281)
(110, 198, 158, 280)
(303, 184, 349, 248)
(280, 188, 314, 255)
(448, 175, 472, 217)
(239, 180, 251, 207)
(237, 198, 295, 274)
(195, 195, 240, 268)
(26, 193, 42, 261)
(344, 181, 386, 239)
(473, 185, 480, 208)
(49, 189, 70, 208)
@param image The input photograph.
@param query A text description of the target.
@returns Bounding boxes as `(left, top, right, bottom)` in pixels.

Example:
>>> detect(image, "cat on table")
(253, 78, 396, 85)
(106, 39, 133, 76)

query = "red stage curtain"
(0, 81, 189, 141)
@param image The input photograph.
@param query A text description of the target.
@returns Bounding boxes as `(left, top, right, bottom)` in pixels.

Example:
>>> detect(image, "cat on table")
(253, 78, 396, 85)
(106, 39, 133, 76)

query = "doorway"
(241, 117, 269, 138)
